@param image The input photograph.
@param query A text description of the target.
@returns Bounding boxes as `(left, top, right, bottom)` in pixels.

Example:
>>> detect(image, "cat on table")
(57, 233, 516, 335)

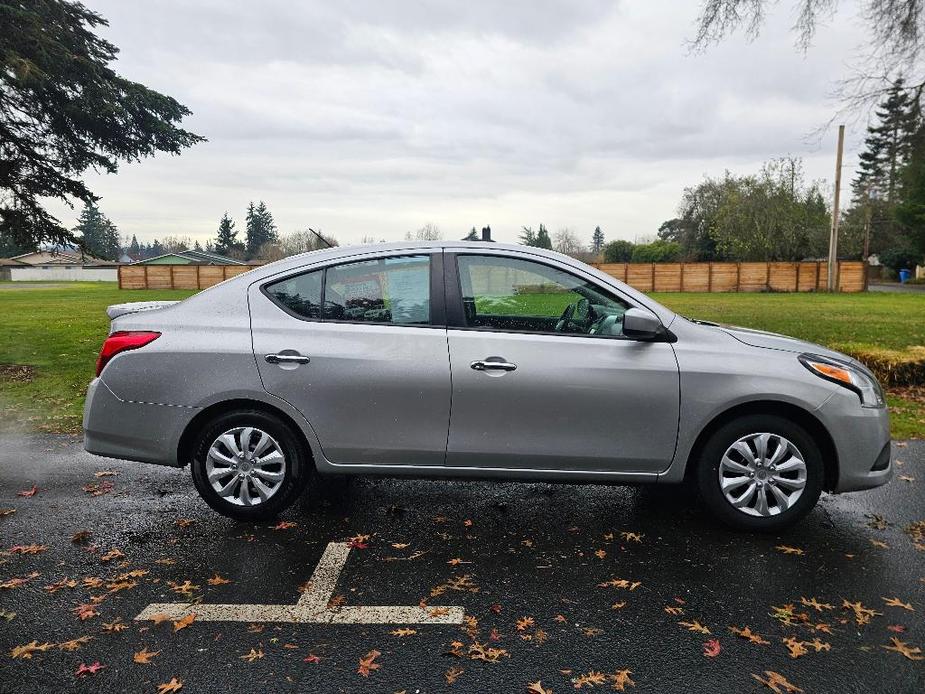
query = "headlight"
(799, 354, 885, 408)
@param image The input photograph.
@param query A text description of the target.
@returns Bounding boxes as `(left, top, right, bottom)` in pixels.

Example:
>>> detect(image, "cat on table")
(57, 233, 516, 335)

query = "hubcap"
(718, 432, 807, 517)
(206, 427, 286, 507)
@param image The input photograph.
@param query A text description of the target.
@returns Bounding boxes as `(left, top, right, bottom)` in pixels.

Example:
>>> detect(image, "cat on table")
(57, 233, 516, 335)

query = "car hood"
(704, 322, 852, 361)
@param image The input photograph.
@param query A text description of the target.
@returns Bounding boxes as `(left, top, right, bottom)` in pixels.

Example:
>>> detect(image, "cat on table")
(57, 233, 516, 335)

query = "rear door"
(444, 251, 680, 473)
(249, 251, 450, 467)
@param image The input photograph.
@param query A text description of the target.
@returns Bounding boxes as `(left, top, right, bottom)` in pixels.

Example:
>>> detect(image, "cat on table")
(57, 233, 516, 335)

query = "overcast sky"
(53, 0, 870, 247)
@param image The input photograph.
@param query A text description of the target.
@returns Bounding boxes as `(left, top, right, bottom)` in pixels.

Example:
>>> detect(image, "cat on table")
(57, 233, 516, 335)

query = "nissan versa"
(83, 242, 892, 531)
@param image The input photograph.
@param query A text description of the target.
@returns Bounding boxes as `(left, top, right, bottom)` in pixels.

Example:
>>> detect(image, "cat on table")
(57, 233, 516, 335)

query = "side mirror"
(622, 307, 663, 340)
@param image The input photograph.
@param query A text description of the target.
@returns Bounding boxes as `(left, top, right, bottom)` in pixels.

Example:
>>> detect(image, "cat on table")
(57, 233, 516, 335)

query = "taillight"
(95, 331, 161, 377)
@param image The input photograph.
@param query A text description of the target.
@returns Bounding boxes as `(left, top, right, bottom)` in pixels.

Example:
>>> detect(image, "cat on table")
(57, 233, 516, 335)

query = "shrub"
(602, 240, 634, 263)
(630, 240, 682, 263)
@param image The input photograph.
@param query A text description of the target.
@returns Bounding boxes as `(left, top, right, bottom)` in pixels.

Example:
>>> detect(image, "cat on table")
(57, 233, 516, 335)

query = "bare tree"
(553, 228, 585, 257)
(161, 235, 194, 253)
(692, 1, 925, 114)
(405, 223, 443, 241)
(257, 229, 339, 261)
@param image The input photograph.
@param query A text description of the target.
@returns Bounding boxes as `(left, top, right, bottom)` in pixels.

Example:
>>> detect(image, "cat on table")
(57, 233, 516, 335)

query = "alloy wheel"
(718, 432, 807, 517)
(205, 427, 287, 506)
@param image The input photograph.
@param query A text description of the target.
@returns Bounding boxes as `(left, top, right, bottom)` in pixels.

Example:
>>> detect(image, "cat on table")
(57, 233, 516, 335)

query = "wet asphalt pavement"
(0, 435, 923, 694)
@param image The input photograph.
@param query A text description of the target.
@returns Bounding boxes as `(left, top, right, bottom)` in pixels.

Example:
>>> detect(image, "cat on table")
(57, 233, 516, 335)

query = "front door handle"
(470, 359, 517, 372)
(265, 353, 310, 365)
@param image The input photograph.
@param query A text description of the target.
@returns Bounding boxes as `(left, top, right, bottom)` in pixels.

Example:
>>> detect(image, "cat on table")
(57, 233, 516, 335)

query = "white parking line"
(134, 541, 464, 625)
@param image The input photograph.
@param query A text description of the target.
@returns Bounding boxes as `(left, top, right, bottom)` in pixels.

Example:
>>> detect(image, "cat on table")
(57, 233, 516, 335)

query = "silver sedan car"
(83, 241, 891, 530)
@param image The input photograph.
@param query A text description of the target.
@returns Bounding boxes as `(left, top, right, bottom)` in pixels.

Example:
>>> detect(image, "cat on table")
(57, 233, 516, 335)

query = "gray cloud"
(51, 1, 866, 245)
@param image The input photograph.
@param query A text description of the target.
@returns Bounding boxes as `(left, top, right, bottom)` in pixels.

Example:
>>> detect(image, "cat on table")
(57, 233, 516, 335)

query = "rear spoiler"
(106, 301, 180, 320)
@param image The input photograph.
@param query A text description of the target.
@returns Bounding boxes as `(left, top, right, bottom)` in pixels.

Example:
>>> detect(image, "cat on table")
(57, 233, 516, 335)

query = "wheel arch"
(177, 398, 316, 468)
(682, 400, 839, 492)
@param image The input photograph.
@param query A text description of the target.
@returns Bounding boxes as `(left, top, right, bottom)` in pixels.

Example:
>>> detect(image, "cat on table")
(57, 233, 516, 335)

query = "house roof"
(0, 257, 29, 266)
(132, 249, 245, 265)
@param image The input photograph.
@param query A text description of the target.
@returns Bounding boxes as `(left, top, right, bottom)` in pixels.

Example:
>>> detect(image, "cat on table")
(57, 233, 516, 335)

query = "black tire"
(696, 414, 823, 532)
(191, 409, 313, 521)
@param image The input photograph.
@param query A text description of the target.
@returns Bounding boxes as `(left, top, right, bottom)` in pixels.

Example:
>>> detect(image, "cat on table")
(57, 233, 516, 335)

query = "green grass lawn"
(1, 282, 923, 438)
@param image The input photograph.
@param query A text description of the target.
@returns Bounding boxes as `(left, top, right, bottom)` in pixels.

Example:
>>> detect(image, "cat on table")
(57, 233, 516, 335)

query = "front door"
(445, 252, 680, 473)
(250, 252, 450, 467)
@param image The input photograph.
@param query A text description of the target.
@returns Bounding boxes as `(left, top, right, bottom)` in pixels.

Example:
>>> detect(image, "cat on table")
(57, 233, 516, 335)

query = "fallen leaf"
(133, 647, 160, 664)
(0, 508, 16, 517)
(173, 613, 195, 632)
(664, 606, 683, 616)
(882, 637, 924, 661)
(774, 545, 805, 555)
(843, 599, 882, 625)
(899, 475, 915, 482)
(303, 653, 321, 663)
(239, 648, 264, 662)
(94, 470, 119, 478)
(357, 649, 381, 676)
(1, 572, 40, 590)
(594, 549, 607, 559)
(17, 485, 38, 497)
(703, 638, 721, 657)
(390, 628, 417, 637)
(729, 625, 770, 645)
(752, 671, 803, 693)
(75, 661, 105, 677)
(516, 616, 535, 631)
(100, 548, 125, 562)
(57, 636, 91, 652)
(73, 603, 99, 621)
(70, 530, 92, 544)
(887, 624, 907, 633)
(445, 666, 464, 684)
(10, 641, 53, 659)
(799, 597, 833, 612)
(9, 544, 48, 555)
(175, 518, 194, 528)
(207, 574, 231, 586)
(882, 597, 915, 611)
(149, 613, 171, 626)
(82, 481, 114, 496)
(156, 678, 183, 693)
(679, 620, 711, 635)
(273, 520, 297, 530)
(782, 637, 808, 659)
(571, 670, 607, 688)
(610, 669, 635, 691)
(102, 618, 128, 632)
(526, 681, 552, 694)
(870, 539, 890, 549)
(620, 531, 643, 543)
(391, 543, 410, 549)
(0, 609, 15, 620)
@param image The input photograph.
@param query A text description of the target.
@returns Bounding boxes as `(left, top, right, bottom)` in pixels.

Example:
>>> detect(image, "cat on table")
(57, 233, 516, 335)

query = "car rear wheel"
(191, 410, 312, 521)
(696, 414, 823, 531)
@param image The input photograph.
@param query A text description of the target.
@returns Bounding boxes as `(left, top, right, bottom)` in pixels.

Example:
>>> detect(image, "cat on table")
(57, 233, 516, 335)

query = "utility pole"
(862, 185, 872, 261)
(827, 124, 845, 291)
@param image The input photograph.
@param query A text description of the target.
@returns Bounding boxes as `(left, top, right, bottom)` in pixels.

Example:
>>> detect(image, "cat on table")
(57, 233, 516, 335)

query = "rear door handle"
(470, 359, 517, 372)
(265, 353, 310, 364)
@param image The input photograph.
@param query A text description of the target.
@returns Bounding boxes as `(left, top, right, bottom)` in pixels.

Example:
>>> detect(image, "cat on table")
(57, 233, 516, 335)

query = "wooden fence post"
(795, 263, 800, 292)
(196, 265, 201, 290)
(766, 262, 771, 291)
(735, 263, 741, 292)
(679, 263, 684, 292)
(707, 263, 713, 292)
(650, 263, 656, 291)
(144, 265, 149, 291)
(169, 266, 175, 289)
(117, 266, 123, 289)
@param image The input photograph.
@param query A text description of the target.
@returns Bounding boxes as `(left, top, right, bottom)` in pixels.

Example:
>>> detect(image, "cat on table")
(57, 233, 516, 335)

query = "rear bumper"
(83, 378, 194, 467)
(816, 392, 892, 492)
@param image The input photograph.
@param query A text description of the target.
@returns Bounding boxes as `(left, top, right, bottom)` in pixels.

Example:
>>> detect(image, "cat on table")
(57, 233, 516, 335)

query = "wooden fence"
(590, 261, 867, 293)
(118, 264, 257, 290)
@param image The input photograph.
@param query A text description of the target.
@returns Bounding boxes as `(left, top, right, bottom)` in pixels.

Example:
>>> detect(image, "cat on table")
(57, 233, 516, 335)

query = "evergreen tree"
(462, 227, 479, 241)
(519, 226, 537, 246)
(149, 238, 164, 257)
(214, 212, 241, 256)
(73, 201, 119, 260)
(591, 226, 605, 254)
(193, 240, 202, 251)
(534, 224, 552, 250)
(245, 201, 278, 258)
(128, 234, 140, 259)
(852, 79, 919, 204)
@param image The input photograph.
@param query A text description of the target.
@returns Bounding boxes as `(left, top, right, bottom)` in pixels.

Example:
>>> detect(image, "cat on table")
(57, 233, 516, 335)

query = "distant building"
(132, 249, 245, 265)
(3, 250, 119, 282)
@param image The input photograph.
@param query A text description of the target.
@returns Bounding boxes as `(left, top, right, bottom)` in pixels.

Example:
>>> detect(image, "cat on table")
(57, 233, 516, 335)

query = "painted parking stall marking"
(135, 541, 464, 625)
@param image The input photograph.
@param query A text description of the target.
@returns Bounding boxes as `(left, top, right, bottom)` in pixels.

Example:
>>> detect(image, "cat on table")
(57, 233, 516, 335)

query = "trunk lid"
(106, 301, 180, 320)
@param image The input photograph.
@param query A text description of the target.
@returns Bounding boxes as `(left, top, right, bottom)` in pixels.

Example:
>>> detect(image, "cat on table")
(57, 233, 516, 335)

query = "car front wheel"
(696, 414, 824, 531)
(190, 410, 312, 521)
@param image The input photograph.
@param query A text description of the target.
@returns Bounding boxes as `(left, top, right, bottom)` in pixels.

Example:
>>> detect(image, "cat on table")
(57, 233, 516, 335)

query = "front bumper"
(816, 390, 892, 492)
(83, 378, 195, 467)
